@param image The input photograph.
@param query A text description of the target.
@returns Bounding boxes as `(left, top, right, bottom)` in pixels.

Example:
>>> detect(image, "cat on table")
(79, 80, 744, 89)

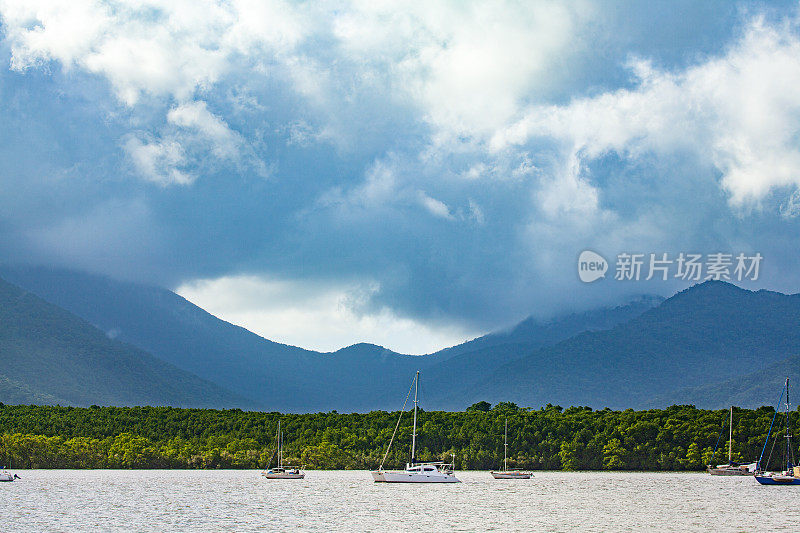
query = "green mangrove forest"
(0, 402, 793, 471)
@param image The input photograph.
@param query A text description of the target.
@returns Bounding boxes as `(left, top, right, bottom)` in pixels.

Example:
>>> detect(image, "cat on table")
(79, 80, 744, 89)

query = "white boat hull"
(491, 471, 531, 479)
(371, 470, 460, 483)
(708, 467, 751, 476)
(262, 473, 305, 479)
(0, 473, 15, 482)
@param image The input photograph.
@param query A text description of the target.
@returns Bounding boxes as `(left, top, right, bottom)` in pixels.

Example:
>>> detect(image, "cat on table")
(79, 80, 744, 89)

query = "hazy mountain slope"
(0, 265, 663, 411)
(656, 353, 800, 408)
(459, 282, 800, 410)
(0, 277, 254, 408)
(430, 295, 663, 360)
(0, 265, 428, 411)
(0, 375, 66, 405)
(422, 297, 663, 407)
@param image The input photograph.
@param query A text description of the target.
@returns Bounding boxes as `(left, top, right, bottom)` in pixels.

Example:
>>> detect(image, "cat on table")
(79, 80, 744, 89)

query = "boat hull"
(708, 467, 752, 476)
(491, 471, 531, 479)
(371, 470, 460, 483)
(261, 471, 305, 479)
(755, 474, 800, 485)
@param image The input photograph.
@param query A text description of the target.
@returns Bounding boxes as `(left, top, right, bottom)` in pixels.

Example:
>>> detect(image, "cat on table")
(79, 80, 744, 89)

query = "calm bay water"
(1, 470, 798, 532)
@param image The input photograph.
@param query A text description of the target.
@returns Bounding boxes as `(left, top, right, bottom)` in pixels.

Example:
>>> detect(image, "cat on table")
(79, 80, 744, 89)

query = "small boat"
(371, 371, 460, 483)
(491, 418, 532, 479)
(371, 461, 459, 483)
(707, 406, 755, 476)
(754, 378, 800, 485)
(261, 420, 305, 479)
(0, 469, 18, 482)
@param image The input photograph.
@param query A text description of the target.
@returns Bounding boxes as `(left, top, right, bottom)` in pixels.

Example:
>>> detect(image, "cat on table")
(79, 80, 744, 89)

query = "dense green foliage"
(0, 403, 795, 471)
(0, 277, 249, 408)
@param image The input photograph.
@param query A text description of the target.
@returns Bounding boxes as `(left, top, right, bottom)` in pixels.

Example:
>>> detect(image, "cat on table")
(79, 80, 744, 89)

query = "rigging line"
(766, 425, 778, 471)
(379, 375, 416, 471)
(758, 386, 785, 469)
(262, 422, 280, 471)
(261, 448, 277, 472)
(710, 412, 726, 464)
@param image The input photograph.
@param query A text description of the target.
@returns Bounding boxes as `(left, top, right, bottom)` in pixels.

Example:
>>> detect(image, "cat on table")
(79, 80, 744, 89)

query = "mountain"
(0, 276, 253, 408)
(420, 296, 664, 408)
(458, 281, 800, 409)
(0, 265, 659, 411)
(430, 294, 663, 360)
(0, 265, 426, 411)
(657, 353, 800, 408)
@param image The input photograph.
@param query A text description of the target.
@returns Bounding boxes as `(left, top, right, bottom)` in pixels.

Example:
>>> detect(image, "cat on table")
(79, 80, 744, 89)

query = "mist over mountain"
(2, 265, 796, 412)
(0, 276, 251, 408)
(458, 281, 800, 409)
(0, 265, 659, 411)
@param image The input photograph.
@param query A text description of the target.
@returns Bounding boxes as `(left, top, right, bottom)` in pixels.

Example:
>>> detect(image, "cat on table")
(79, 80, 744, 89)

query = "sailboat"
(0, 469, 18, 482)
(490, 418, 532, 479)
(261, 420, 305, 479)
(371, 371, 460, 483)
(707, 406, 756, 476)
(754, 378, 800, 485)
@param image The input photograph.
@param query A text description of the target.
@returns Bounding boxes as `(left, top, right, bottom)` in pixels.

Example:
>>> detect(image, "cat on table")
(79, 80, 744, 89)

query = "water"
(1, 470, 798, 532)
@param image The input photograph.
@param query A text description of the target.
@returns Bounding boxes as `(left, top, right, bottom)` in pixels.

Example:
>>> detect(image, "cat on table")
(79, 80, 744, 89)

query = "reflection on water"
(0, 470, 798, 532)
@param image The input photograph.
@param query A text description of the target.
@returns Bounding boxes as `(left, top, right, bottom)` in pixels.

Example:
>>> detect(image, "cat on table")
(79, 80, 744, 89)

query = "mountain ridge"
(457, 280, 800, 409)
(0, 276, 255, 408)
(0, 264, 661, 411)
(5, 265, 794, 412)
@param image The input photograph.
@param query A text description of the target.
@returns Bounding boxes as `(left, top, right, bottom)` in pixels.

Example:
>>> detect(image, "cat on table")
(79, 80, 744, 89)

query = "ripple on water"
(0, 470, 798, 532)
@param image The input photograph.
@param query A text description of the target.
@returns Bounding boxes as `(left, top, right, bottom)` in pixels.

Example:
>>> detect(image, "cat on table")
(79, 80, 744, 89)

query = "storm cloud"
(1, 0, 799, 352)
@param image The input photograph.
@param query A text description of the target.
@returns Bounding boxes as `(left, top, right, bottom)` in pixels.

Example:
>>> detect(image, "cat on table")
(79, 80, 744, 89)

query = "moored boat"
(0, 469, 18, 482)
(371, 371, 460, 483)
(754, 378, 800, 485)
(371, 462, 459, 483)
(490, 418, 532, 479)
(707, 406, 755, 476)
(261, 420, 305, 479)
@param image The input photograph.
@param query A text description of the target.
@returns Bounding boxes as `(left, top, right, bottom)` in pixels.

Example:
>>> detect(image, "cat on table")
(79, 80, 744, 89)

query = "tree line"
(0, 402, 792, 470)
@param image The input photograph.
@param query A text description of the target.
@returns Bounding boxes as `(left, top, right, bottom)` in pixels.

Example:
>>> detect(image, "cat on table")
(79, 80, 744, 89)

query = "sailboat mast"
(786, 378, 791, 471)
(278, 419, 282, 468)
(728, 406, 733, 464)
(411, 371, 419, 463)
(504, 418, 508, 471)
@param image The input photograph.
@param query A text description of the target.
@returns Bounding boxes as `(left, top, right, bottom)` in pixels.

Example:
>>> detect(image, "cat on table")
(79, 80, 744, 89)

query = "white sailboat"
(261, 420, 305, 479)
(707, 406, 756, 476)
(371, 371, 460, 483)
(0, 469, 17, 482)
(490, 418, 532, 479)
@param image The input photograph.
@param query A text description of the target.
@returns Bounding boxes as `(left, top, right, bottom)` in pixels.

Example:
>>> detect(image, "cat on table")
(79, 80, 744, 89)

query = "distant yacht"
(0, 468, 18, 482)
(261, 420, 305, 479)
(371, 371, 460, 483)
(754, 378, 800, 485)
(707, 406, 755, 476)
(491, 418, 532, 479)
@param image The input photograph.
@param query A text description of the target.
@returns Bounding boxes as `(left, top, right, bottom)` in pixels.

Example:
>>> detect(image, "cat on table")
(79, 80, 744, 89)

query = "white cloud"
(176, 274, 478, 354)
(121, 100, 267, 184)
(2, 0, 233, 105)
(0, 1, 589, 140)
(491, 16, 800, 211)
(417, 191, 454, 220)
(123, 134, 193, 186)
(167, 101, 242, 160)
(332, 1, 589, 140)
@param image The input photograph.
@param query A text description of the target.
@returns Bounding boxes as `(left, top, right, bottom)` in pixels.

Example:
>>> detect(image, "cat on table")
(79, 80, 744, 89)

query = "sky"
(2, 1, 800, 354)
